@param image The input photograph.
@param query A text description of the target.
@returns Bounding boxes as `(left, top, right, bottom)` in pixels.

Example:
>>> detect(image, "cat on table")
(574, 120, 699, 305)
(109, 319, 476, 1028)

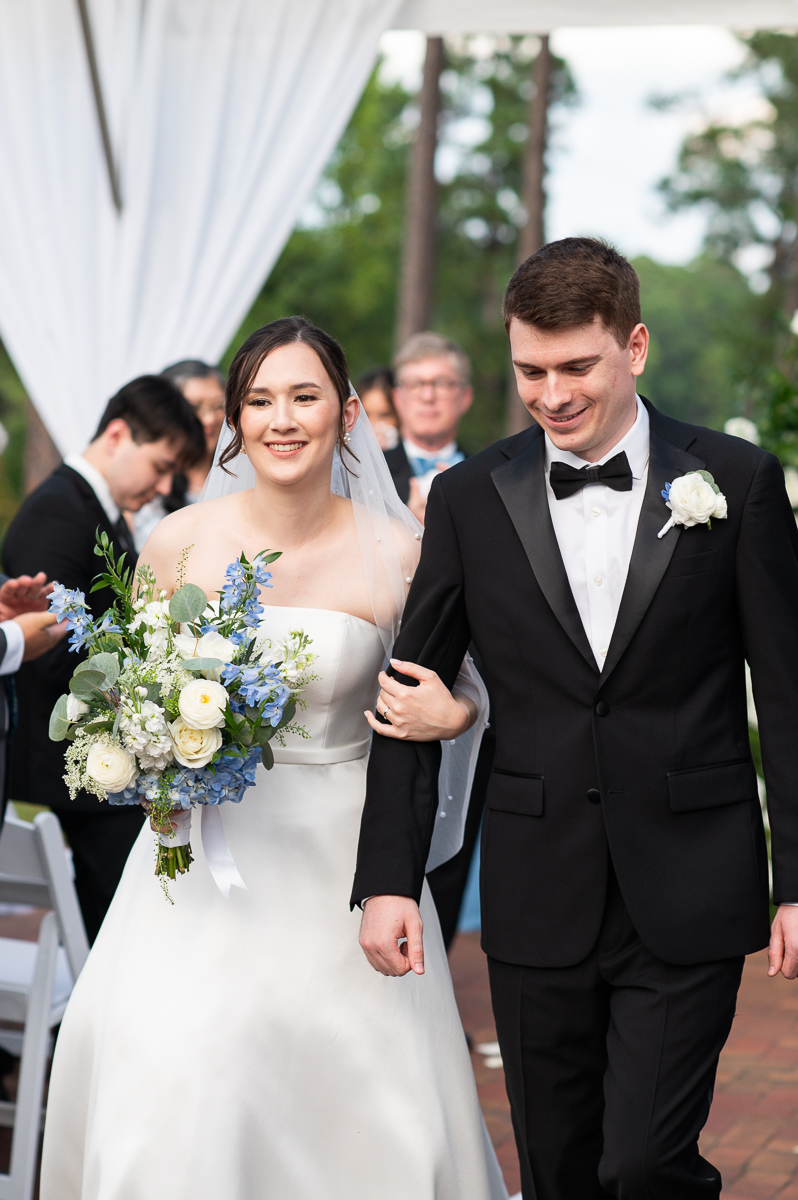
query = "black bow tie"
(549, 451, 634, 501)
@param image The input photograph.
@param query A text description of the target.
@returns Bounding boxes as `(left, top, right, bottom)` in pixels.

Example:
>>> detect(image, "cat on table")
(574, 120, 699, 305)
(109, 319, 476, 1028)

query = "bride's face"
(238, 343, 357, 486)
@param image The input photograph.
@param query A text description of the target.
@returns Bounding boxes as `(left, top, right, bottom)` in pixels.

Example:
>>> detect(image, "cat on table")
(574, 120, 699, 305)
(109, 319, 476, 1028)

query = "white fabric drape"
(0, 0, 400, 455)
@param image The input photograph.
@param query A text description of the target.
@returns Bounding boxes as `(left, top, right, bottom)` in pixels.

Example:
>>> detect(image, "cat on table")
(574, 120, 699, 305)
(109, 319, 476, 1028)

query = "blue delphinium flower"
(49, 583, 98, 652)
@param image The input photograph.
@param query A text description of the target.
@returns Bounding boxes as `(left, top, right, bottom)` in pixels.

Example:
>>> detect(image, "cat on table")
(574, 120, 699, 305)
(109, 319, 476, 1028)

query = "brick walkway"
(1, 915, 796, 1197)
(450, 933, 798, 1199)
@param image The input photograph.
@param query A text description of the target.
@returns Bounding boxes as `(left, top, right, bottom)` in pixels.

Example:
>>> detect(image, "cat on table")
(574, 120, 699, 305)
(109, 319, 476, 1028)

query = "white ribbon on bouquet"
(158, 806, 248, 899)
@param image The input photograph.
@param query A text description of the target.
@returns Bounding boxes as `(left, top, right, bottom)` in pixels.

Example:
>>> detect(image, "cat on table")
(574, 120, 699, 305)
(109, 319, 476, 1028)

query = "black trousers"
(488, 868, 744, 1200)
(55, 807, 146, 944)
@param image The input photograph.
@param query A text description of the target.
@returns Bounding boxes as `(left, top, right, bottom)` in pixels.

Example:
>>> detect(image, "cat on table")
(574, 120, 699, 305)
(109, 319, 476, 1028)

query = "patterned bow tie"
(549, 451, 634, 501)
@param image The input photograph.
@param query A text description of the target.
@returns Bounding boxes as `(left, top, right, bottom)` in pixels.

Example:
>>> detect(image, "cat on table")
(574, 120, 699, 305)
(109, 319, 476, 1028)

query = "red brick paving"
(0, 915, 795, 1198)
(450, 935, 798, 1199)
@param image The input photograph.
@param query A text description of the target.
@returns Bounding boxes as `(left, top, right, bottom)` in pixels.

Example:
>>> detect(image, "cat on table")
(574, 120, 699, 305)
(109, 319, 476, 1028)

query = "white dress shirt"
(65, 453, 121, 525)
(545, 397, 649, 669)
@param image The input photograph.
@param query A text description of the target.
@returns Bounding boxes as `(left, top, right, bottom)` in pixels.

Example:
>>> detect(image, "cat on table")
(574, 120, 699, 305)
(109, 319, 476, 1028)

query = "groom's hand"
(359, 895, 425, 977)
(768, 905, 798, 979)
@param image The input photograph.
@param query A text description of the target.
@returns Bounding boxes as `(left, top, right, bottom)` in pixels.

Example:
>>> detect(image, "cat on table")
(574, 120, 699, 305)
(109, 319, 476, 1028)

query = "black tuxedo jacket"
(352, 401, 798, 968)
(2, 465, 134, 813)
(383, 440, 468, 504)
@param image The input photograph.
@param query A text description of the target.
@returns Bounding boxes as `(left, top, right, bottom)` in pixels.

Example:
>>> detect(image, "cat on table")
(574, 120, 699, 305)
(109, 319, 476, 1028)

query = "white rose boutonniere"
(657, 470, 728, 539)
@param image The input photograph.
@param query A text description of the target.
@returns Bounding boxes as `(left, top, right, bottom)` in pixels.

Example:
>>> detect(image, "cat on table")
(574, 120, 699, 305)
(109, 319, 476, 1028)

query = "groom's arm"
(351, 476, 472, 912)
(736, 452, 798, 976)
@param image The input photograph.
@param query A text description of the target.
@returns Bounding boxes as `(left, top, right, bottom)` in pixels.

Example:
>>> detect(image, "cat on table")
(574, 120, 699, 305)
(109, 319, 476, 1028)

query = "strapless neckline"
(259, 604, 379, 635)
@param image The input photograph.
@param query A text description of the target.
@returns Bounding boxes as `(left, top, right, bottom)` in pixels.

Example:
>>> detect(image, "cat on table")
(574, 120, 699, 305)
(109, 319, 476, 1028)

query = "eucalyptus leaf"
(48, 695, 70, 742)
(252, 724, 277, 746)
(82, 719, 113, 735)
(169, 583, 208, 625)
(87, 652, 120, 687)
(69, 670, 105, 698)
(180, 657, 223, 673)
(260, 741, 275, 770)
(281, 700, 296, 726)
(696, 469, 721, 494)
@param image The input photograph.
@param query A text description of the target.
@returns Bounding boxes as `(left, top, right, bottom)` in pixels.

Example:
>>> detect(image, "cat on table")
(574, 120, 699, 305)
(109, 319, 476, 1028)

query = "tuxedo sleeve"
(736, 452, 798, 904)
(351, 477, 472, 908)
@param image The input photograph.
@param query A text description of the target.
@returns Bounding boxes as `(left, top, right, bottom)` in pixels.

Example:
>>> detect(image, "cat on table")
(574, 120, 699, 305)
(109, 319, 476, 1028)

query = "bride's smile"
(237, 342, 358, 487)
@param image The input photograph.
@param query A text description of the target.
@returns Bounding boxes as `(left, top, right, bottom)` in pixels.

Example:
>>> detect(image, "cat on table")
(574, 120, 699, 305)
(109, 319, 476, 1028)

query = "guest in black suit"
(3, 376, 204, 942)
(383, 332, 472, 525)
(0, 573, 68, 822)
(354, 239, 798, 1198)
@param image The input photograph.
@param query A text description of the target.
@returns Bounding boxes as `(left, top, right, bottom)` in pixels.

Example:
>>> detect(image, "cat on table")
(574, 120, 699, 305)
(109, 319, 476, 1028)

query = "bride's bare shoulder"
(137, 495, 244, 586)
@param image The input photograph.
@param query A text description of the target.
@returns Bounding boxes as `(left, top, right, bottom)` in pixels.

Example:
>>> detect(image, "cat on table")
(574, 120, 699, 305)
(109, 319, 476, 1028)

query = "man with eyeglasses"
(385, 332, 473, 526)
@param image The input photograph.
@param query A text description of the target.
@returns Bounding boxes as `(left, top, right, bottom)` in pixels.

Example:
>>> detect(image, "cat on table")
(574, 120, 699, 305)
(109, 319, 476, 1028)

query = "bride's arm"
(364, 658, 477, 742)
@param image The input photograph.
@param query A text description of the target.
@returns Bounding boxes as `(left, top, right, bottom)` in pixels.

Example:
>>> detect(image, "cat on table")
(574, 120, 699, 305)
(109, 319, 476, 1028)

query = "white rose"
(178, 678, 228, 728)
(86, 741, 138, 793)
(174, 629, 236, 680)
(667, 473, 720, 527)
(169, 717, 223, 769)
(66, 695, 89, 722)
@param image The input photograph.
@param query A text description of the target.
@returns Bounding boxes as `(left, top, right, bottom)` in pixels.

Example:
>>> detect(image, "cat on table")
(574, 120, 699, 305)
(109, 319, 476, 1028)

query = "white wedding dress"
(40, 606, 507, 1200)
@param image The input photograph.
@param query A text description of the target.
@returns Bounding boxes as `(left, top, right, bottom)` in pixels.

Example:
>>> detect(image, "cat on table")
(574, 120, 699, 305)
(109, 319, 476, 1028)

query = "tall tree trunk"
(395, 36, 443, 349)
(506, 35, 551, 435)
(24, 400, 61, 494)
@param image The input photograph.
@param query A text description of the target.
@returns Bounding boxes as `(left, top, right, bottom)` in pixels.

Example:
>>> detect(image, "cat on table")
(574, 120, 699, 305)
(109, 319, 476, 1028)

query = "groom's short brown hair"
(503, 237, 641, 350)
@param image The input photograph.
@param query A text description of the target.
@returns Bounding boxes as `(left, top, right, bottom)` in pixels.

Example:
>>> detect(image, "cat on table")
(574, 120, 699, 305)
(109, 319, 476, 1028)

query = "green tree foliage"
(634, 255, 766, 430)
(656, 32, 798, 455)
(657, 32, 798, 318)
(225, 38, 577, 452)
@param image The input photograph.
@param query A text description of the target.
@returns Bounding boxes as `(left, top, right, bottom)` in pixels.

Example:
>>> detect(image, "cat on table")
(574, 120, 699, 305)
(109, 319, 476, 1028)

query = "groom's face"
(509, 316, 648, 463)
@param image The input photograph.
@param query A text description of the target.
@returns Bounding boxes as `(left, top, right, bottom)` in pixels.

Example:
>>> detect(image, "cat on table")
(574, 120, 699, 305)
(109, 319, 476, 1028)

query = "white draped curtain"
(0, 0, 401, 455)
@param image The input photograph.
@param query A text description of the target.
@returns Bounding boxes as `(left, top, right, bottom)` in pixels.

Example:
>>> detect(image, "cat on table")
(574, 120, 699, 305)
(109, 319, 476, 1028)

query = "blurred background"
(4, 23, 798, 527)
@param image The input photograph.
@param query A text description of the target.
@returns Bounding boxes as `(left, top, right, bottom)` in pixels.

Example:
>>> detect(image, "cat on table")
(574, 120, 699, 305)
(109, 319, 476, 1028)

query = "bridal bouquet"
(48, 534, 314, 891)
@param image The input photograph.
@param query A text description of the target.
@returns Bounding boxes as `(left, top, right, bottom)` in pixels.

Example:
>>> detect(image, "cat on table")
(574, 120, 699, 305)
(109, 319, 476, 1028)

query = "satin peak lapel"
(600, 428, 705, 682)
(491, 435, 597, 672)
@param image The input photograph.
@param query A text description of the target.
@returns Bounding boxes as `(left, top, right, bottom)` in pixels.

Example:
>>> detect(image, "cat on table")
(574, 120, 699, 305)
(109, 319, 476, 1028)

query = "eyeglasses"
(189, 402, 226, 419)
(397, 377, 465, 394)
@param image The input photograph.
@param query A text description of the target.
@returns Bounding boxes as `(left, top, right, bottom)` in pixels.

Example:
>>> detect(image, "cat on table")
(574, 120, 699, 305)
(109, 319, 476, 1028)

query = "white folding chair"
(0, 810, 89, 1200)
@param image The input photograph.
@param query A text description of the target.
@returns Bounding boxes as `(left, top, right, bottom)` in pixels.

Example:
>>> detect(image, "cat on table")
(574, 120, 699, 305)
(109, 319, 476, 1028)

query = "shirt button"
(599, 647, 608, 657)
(591, 506, 601, 517)
(593, 575, 604, 587)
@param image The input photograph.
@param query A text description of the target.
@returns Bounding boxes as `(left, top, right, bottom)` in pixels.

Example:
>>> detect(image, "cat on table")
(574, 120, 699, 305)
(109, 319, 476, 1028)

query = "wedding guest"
(3, 376, 201, 942)
(357, 367, 399, 450)
(385, 332, 473, 526)
(0, 572, 68, 822)
(131, 360, 217, 549)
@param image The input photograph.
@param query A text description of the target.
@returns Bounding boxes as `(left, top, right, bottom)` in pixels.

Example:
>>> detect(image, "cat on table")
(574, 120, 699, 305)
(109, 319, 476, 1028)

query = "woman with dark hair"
(40, 317, 506, 1200)
(357, 365, 399, 450)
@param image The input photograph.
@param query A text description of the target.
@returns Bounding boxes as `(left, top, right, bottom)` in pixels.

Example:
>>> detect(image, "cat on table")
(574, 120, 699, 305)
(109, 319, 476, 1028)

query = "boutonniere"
(657, 470, 728, 539)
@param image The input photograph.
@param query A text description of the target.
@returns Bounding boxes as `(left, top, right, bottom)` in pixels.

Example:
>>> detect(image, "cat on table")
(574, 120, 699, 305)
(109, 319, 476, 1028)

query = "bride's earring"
(343, 433, 352, 445)
(240, 443, 247, 457)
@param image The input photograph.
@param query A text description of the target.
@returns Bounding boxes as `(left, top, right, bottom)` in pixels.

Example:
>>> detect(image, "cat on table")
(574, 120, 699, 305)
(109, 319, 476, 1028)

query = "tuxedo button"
(595, 701, 610, 717)
(587, 788, 601, 804)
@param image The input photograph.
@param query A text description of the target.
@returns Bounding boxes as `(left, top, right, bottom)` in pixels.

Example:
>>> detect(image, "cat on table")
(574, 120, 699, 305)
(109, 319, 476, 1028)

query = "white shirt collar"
(65, 453, 120, 525)
(544, 395, 649, 481)
(403, 437, 458, 462)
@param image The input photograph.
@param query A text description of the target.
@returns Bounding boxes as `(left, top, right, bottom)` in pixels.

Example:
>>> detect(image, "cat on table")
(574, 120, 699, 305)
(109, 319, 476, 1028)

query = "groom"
(352, 237, 798, 1198)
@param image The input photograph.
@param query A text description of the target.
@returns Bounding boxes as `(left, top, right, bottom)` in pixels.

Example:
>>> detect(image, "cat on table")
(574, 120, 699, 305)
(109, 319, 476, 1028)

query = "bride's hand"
(364, 659, 476, 741)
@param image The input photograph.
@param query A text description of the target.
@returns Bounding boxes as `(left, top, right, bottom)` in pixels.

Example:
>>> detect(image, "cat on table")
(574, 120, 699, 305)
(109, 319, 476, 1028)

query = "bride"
(40, 316, 507, 1200)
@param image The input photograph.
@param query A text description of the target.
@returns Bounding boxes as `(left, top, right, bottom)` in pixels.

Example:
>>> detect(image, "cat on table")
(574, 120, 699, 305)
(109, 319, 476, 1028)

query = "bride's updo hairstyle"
(220, 316, 356, 472)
